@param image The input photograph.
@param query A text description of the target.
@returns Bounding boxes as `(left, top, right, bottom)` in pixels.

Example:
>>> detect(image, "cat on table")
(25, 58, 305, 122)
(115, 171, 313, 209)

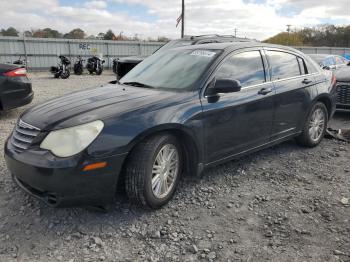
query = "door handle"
(258, 87, 273, 95)
(302, 78, 313, 85)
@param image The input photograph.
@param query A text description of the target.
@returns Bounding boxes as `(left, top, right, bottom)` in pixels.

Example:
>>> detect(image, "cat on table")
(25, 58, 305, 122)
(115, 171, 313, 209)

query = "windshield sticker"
(190, 50, 216, 58)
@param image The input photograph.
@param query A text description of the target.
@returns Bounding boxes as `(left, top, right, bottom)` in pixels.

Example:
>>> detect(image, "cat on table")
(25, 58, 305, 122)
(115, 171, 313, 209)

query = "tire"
(296, 102, 328, 147)
(61, 70, 70, 79)
(125, 134, 183, 209)
(96, 68, 103, 75)
(74, 66, 83, 75)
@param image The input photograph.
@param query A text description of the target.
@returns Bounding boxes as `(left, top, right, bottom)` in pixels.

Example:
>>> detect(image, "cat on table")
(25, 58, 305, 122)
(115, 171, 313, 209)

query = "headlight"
(40, 120, 104, 157)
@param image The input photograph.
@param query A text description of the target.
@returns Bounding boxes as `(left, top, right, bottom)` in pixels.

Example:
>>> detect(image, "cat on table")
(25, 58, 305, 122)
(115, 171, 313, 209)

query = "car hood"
(21, 83, 189, 130)
(335, 67, 350, 82)
(117, 56, 147, 63)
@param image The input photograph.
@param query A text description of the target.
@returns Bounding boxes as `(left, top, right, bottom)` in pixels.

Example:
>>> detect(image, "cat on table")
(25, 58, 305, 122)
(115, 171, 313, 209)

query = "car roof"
(172, 42, 304, 55)
(181, 34, 255, 42)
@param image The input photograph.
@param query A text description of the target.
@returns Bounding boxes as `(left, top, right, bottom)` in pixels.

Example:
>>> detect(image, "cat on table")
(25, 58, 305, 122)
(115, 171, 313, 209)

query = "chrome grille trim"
(10, 119, 41, 153)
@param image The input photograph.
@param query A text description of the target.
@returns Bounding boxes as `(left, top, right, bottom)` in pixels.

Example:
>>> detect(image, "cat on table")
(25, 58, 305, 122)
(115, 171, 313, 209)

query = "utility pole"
(181, 0, 185, 38)
(286, 24, 292, 46)
(234, 28, 237, 38)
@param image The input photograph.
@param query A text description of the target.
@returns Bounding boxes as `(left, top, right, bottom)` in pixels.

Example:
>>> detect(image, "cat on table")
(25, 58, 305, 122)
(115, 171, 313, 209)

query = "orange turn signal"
(83, 162, 107, 171)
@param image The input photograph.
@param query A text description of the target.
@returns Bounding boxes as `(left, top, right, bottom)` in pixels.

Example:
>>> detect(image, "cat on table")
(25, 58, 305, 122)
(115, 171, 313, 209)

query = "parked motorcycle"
(50, 55, 71, 79)
(86, 56, 105, 75)
(12, 56, 27, 68)
(73, 56, 84, 75)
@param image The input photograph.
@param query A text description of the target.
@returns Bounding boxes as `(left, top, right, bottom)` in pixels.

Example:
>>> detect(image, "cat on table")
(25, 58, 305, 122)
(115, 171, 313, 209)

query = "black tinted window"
(215, 51, 266, 87)
(267, 51, 301, 80)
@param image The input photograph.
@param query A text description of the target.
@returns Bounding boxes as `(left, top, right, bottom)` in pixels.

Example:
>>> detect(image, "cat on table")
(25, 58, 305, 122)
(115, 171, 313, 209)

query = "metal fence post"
(22, 35, 28, 70)
(106, 42, 110, 69)
(67, 40, 71, 69)
(138, 42, 142, 56)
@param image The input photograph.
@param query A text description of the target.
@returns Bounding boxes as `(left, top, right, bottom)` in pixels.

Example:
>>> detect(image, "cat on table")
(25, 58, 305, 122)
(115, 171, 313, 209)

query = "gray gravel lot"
(0, 72, 349, 262)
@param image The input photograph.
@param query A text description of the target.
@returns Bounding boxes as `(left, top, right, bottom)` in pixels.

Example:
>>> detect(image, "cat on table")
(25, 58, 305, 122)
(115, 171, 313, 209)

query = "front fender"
(86, 96, 204, 163)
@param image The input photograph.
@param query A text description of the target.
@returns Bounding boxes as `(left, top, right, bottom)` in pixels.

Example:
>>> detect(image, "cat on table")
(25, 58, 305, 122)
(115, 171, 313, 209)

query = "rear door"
(201, 49, 275, 164)
(265, 49, 315, 140)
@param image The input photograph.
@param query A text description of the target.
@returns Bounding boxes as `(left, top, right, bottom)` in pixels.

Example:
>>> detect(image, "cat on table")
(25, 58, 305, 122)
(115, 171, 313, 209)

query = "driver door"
(200, 49, 275, 164)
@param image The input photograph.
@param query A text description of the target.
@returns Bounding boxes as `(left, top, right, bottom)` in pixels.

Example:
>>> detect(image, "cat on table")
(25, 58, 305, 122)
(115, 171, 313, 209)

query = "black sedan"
(0, 63, 33, 111)
(309, 54, 350, 110)
(5, 42, 336, 209)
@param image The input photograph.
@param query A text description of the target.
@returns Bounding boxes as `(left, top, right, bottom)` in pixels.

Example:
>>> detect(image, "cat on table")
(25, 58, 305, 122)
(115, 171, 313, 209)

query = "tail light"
(4, 68, 27, 77)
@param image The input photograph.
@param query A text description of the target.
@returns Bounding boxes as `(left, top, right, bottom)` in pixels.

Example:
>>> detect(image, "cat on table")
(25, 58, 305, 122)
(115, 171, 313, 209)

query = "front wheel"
(61, 70, 70, 79)
(125, 134, 182, 209)
(96, 68, 103, 75)
(296, 102, 328, 147)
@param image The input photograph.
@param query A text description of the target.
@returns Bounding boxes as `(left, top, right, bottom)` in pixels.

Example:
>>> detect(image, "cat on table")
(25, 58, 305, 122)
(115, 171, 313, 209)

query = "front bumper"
(336, 82, 350, 111)
(4, 141, 128, 207)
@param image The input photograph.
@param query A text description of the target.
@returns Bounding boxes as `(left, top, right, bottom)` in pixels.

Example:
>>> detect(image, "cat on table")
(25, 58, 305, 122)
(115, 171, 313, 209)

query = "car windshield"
(120, 49, 221, 90)
(156, 40, 193, 53)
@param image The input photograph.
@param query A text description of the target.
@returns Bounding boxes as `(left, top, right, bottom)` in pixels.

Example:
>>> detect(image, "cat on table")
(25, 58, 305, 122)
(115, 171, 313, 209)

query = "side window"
(297, 57, 307, 75)
(215, 51, 266, 87)
(266, 51, 301, 80)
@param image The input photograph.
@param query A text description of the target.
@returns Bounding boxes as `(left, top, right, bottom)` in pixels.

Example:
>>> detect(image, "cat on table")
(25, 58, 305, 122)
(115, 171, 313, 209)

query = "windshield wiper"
(122, 81, 154, 89)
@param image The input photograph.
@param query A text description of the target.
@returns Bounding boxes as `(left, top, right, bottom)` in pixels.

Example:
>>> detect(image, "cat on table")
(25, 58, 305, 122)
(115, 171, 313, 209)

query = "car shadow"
(18, 139, 301, 223)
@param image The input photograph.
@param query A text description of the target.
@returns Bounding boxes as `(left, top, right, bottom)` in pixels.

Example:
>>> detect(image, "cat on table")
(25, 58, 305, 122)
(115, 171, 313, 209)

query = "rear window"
(266, 51, 301, 80)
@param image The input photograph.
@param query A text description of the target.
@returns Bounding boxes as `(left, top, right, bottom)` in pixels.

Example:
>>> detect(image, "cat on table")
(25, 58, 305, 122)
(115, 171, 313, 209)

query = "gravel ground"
(0, 72, 349, 262)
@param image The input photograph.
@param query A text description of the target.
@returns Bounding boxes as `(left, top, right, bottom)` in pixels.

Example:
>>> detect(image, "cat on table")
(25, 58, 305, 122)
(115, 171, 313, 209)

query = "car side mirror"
(206, 79, 242, 97)
(322, 65, 331, 70)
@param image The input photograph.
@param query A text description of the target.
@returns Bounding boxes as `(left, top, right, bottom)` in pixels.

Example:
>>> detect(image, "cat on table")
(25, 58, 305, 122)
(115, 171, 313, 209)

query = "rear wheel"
(296, 102, 328, 147)
(125, 134, 182, 209)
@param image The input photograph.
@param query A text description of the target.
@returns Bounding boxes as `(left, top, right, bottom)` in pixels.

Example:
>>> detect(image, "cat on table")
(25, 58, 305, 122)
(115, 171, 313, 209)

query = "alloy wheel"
(309, 108, 325, 142)
(151, 144, 179, 199)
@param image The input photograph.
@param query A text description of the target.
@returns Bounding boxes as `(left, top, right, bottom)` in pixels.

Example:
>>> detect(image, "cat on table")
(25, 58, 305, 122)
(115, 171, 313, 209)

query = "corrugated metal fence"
(1, 36, 350, 70)
(294, 46, 350, 56)
(0, 36, 163, 70)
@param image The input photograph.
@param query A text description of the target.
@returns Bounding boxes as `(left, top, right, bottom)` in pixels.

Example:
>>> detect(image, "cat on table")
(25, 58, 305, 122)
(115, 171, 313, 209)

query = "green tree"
(64, 28, 86, 39)
(32, 28, 62, 38)
(264, 25, 350, 47)
(157, 36, 170, 42)
(97, 32, 105, 40)
(1, 27, 19, 36)
(104, 29, 116, 40)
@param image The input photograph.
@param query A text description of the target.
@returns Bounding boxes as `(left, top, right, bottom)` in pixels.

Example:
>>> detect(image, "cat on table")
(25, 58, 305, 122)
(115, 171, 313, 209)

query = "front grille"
(10, 119, 40, 153)
(337, 83, 350, 105)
